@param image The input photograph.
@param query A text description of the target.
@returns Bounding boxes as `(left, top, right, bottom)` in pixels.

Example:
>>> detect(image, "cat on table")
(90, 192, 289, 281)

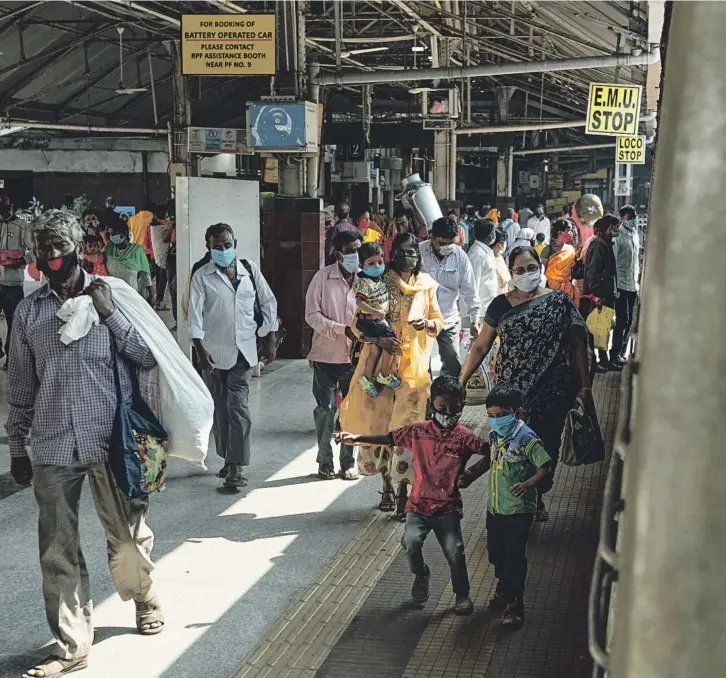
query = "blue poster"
(204, 128, 222, 151)
(249, 103, 306, 149)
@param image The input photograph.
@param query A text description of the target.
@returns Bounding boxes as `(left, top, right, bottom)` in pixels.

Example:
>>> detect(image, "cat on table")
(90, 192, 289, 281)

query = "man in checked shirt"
(6, 210, 163, 678)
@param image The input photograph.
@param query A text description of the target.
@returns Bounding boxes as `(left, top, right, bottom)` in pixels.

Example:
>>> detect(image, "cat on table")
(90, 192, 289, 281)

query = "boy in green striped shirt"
(459, 383, 551, 630)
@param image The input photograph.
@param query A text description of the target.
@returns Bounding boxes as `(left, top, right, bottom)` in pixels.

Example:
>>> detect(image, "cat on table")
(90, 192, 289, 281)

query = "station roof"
(0, 0, 661, 143)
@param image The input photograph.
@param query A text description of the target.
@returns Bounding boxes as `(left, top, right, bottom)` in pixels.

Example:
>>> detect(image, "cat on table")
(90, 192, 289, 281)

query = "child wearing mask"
(458, 383, 552, 630)
(353, 242, 401, 397)
(338, 375, 488, 615)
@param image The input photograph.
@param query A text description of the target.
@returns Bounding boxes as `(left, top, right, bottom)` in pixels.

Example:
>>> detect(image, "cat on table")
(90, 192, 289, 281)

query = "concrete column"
(433, 130, 456, 200)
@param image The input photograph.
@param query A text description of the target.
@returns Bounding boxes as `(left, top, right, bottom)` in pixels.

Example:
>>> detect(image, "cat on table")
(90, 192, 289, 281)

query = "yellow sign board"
(586, 83, 642, 136)
(181, 14, 276, 76)
(616, 135, 646, 164)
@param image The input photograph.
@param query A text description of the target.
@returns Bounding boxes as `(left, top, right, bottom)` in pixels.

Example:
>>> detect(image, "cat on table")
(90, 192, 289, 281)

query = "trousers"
(312, 361, 355, 469)
(402, 511, 470, 597)
(0, 284, 24, 357)
(611, 289, 637, 360)
(203, 352, 253, 466)
(486, 512, 533, 601)
(33, 462, 154, 659)
(435, 321, 462, 378)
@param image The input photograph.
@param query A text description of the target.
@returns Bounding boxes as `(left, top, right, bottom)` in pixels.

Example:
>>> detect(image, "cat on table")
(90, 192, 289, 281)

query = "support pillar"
(433, 130, 456, 201)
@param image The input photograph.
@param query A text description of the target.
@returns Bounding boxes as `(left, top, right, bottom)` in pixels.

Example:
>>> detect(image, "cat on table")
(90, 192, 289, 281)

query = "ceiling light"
(411, 45, 425, 52)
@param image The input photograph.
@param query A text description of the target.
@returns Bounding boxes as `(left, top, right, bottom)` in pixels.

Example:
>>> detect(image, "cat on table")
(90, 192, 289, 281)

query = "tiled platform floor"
(234, 372, 620, 678)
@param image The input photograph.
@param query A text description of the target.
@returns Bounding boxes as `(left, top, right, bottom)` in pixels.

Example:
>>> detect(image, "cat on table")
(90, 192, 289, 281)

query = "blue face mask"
(488, 413, 519, 439)
(340, 252, 359, 273)
(363, 264, 385, 278)
(109, 234, 125, 245)
(211, 247, 236, 269)
(623, 219, 636, 230)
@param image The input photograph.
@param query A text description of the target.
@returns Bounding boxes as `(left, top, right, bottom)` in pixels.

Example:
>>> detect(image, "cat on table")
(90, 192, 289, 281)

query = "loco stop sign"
(616, 135, 646, 164)
(586, 83, 642, 136)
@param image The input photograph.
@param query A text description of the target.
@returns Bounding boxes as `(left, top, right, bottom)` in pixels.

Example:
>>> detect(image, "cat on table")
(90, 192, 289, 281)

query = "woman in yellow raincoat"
(340, 232, 443, 519)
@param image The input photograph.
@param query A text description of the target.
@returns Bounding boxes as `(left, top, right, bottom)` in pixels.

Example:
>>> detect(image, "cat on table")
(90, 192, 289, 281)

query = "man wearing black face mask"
(420, 217, 480, 378)
(7, 210, 164, 678)
(526, 203, 551, 245)
(583, 214, 621, 372)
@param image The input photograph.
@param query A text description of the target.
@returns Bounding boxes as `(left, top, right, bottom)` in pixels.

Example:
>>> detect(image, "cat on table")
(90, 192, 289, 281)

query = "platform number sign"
(586, 84, 642, 137)
(616, 135, 646, 164)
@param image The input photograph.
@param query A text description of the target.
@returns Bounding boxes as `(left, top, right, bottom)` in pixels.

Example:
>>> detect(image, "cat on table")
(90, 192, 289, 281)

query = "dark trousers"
(435, 321, 461, 378)
(402, 512, 470, 597)
(486, 512, 534, 601)
(154, 264, 167, 304)
(579, 296, 610, 367)
(202, 352, 252, 466)
(611, 289, 637, 360)
(167, 253, 177, 322)
(0, 284, 24, 357)
(312, 362, 355, 470)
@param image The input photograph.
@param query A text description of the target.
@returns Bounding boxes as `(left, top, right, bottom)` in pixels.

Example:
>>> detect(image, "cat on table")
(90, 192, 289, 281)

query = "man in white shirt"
(467, 218, 499, 319)
(527, 204, 551, 245)
(420, 216, 480, 378)
(188, 223, 278, 488)
(499, 207, 519, 256)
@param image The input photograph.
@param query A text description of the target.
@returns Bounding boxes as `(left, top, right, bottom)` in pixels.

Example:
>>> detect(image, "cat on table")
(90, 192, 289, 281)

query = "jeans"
(486, 512, 533, 601)
(611, 289, 637, 360)
(203, 352, 253, 466)
(312, 362, 355, 470)
(33, 462, 154, 659)
(0, 284, 24, 358)
(402, 512, 470, 597)
(436, 320, 461, 378)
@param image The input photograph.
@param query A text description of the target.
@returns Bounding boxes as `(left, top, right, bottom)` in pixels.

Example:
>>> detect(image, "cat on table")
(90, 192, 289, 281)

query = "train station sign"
(586, 83, 642, 136)
(616, 135, 646, 164)
(181, 14, 276, 76)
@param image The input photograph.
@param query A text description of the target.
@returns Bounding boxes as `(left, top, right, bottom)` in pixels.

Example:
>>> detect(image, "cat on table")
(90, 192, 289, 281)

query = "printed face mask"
(433, 411, 461, 430)
(211, 247, 236, 268)
(37, 251, 78, 282)
(511, 269, 540, 292)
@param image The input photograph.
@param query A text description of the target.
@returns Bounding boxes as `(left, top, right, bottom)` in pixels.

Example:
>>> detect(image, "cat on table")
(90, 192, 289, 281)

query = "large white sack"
(56, 277, 212, 469)
(104, 277, 212, 469)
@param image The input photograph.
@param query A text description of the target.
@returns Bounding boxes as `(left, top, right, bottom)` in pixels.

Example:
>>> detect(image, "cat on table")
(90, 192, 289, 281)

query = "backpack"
(239, 259, 286, 359)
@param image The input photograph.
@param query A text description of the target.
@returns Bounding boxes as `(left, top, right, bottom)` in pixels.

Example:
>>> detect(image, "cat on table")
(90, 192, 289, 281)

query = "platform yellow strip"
(230, 511, 404, 677)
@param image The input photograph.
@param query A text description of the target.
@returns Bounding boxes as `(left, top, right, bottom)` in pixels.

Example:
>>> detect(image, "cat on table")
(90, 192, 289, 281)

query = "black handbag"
(560, 397, 605, 466)
(108, 341, 170, 500)
(572, 258, 585, 280)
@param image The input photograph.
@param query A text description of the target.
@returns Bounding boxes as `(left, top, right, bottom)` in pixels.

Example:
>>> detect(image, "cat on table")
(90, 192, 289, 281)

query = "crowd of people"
(1, 190, 638, 674)
(308, 197, 640, 628)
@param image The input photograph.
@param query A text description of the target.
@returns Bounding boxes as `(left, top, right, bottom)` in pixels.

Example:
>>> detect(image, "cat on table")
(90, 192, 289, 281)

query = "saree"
(545, 243, 579, 302)
(106, 243, 152, 297)
(494, 291, 585, 458)
(340, 270, 443, 486)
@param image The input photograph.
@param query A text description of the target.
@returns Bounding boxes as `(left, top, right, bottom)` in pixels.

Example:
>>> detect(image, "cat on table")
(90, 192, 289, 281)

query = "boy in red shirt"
(338, 375, 488, 615)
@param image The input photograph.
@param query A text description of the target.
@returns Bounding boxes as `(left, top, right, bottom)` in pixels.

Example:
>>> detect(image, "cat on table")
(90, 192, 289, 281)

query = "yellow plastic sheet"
(586, 305, 615, 350)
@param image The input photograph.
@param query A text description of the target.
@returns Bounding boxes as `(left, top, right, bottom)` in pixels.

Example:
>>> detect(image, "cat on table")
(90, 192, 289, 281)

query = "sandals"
(358, 376, 380, 398)
(340, 468, 359, 481)
(317, 464, 336, 480)
(376, 373, 402, 389)
(534, 507, 550, 522)
(135, 596, 165, 635)
(378, 490, 395, 512)
(23, 655, 89, 678)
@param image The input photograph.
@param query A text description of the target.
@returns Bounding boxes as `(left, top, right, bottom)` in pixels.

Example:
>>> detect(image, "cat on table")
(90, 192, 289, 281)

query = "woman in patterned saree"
(460, 246, 594, 521)
(340, 232, 443, 520)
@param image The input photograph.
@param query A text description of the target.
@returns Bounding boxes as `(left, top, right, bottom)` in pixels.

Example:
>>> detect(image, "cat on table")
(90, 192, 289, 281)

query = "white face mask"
(438, 244, 455, 256)
(512, 269, 540, 292)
